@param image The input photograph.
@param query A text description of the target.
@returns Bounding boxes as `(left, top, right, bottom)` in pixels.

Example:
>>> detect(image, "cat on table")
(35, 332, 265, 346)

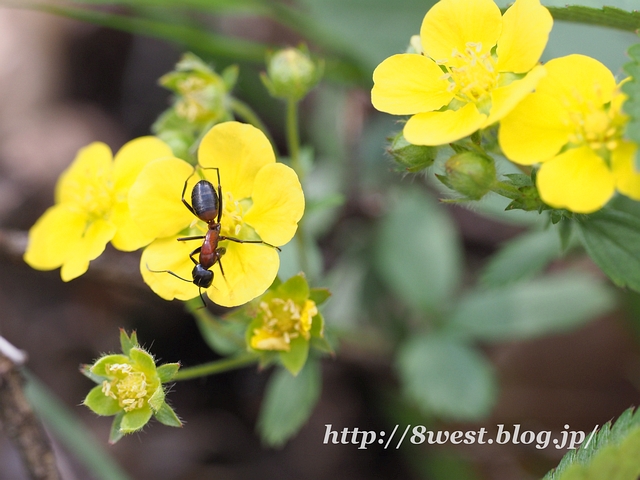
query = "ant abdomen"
(191, 180, 219, 222)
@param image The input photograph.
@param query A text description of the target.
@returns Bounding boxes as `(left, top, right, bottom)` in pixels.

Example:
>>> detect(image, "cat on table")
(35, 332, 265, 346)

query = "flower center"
(101, 363, 149, 412)
(565, 92, 627, 155)
(251, 298, 317, 351)
(65, 164, 113, 220)
(221, 191, 247, 237)
(440, 42, 498, 108)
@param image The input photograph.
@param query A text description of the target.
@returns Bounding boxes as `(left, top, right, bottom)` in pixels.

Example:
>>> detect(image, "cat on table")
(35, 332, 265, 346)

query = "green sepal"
(221, 64, 239, 91)
(129, 348, 157, 376)
(157, 363, 181, 383)
(277, 273, 310, 306)
(148, 385, 166, 413)
(108, 412, 125, 445)
(79, 364, 106, 384)
(120, 406, 153, 434)
(309, 287, 331, 306)
(154, 402, 183, 428)
(119, 329, 138, 356)
(90, 354, 130, 377)
(279, 336, 309, 376)
(310, 312, 324, 338)
(83, 385, 121, 416)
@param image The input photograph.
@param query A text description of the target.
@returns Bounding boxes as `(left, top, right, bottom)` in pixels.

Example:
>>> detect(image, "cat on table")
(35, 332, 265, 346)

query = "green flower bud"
(442, 152, 496, 200)
(81, 330, 181, 444)
(261, 46, 323, 101)
(159, 53, 236, 124)
(387, 131, 437, 172)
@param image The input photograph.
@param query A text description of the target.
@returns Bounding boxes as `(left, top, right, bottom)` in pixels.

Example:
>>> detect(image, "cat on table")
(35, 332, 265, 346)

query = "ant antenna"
(146, 264, 207, 308)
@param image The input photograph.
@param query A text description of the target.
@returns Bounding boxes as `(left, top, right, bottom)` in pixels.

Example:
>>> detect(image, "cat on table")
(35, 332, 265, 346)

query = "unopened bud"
(261, 46, 323, 101)
(443, 152, 496, 200)
(387, 131, 436, 172)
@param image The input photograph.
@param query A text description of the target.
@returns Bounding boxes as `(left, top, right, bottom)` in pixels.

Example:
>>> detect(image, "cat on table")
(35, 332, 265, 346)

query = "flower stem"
(173, 353, 258, 381)
(230, 97, 277, 151)
(285, 98, 311, 275)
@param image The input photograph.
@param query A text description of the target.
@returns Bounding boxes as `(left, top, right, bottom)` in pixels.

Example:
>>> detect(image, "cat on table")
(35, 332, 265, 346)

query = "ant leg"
(219, 236, 281, 252)
(177, 235, 206, 242)
(181, 167, 198, 216)
(146, 264, 192, 283)
(188, 246, 202, 266)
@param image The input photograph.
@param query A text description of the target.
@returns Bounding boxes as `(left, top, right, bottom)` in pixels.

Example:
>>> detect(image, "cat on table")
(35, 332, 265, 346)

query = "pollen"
(445, 42, 498, 105)
(250, 298, 318, 351)
(567, 97, 627, 154)
(221, 191, 246, 237)
(101, 363, 150, 412)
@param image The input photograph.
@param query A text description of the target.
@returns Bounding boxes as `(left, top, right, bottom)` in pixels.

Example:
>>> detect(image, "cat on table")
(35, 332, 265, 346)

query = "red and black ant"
(149, 166, 279, 305)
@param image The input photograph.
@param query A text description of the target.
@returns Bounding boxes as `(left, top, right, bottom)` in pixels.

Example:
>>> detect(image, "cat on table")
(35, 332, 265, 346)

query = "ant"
(149, 166, 279, 306)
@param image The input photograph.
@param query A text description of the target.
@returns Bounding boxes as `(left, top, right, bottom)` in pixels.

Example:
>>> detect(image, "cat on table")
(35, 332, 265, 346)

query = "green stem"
(286, 98, 303, 180)
(285, 98, 311, 275)
(173, 353, 258, 381)
(230, 97, 277, 151)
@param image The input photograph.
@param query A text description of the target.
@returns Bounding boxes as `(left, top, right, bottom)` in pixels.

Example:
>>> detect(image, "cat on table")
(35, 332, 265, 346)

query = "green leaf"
(257, 360, 322, 447)
(156, 363, 181, 383)
(279, 336, 309, 376)
(109, 413, 125, 445)
(396, 335, 497, 421)
(309, 287, 331, 306)
(576, 196, 640, 292)
(447, 272, 615, 342)
(194, 310, 245, 356)
(480, 228, 562, 287)
(119, 329, 137, 356)
(120, 406, 153, 434)
(544, 407, 640, 480)
(546, 6, 640, 32)
(83, 385, 121, 416)
(154, 402, 183, 428)
(375, 188, 462, 313)
(90, 354, 130, 377)
(623, 43, 640, 169)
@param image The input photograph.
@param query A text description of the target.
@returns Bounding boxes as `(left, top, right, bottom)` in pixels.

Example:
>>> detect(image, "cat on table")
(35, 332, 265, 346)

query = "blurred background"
(1, 1, 640, 479)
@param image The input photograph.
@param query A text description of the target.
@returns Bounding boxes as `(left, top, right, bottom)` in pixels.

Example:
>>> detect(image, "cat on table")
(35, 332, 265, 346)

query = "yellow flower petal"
(141, 235, 201, 301)
(243, 163, 304, 246)
(404, 103, 486, 145)
(129, 157, 196, 240)
(60, 218, 117, 281)
(499, 92, 572, 165)
(198, 122, 275, 200)
(536, 55, 616, 109)
(537, 146, 615, 213)
(113, 136, 174, 194)
(55, 142, 113, 205)
(110, 201, 157, 251)
(371, 54, 453, 115)
(208, 241, 279, 308)
(24, 205, 86, 271)
(612, 141, 640, 200)
(487, 65, 546, 125)
(420, 0, 501, 63)
(496, 0, 552, 73)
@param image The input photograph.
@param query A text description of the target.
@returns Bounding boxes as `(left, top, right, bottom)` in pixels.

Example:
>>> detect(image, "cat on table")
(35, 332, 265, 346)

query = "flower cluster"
(371, 0, 640, 214)
(24, 121, 305, 307)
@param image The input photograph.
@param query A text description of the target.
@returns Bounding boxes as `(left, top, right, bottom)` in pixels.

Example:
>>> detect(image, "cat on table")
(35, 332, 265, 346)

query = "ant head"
(192, 264, 213, 288)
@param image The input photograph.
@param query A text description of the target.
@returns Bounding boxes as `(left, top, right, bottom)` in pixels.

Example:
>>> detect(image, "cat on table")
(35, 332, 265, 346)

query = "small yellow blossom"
(499, 54, 640, 213)
(129, 122, 305, 307)
(371, 0, 552, 146)
(24, 137, 173, 281)
(251, 298, 317, 351)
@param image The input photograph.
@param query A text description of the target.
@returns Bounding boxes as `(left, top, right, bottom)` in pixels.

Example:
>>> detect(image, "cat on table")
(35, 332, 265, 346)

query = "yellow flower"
(129, 121, 305, 308)
(250, 298, 317, 351)
(24, 137, 173, 281)
(499, 54, 640, 213)
(371, 0, 552, 145)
